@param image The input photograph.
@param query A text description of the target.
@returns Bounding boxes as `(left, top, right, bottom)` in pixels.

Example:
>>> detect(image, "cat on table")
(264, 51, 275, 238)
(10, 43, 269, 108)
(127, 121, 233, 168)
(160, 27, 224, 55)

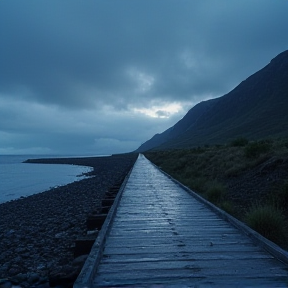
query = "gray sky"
(1, 0, 288, 155)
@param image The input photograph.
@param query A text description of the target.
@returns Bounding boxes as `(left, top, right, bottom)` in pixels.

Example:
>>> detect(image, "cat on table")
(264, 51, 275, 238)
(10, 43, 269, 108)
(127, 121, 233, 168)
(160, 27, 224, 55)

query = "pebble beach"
(0, 153, 138, 288)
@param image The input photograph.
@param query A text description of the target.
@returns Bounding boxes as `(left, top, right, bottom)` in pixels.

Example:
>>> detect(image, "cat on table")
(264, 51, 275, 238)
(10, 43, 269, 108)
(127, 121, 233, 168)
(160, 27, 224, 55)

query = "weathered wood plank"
(101, 251, 274, 263)
(97, 258, 287, 274)
(102, 243, 266, 255)
(104, 235, 253, 246)
(93, 269, 288, 286)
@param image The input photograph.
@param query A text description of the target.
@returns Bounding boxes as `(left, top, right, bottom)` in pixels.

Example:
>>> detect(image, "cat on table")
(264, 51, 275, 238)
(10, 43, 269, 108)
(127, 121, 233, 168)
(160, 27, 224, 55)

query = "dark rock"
(27, 272, 40, 284)
(18, 281, 30, 288)
(34, 283, 50, 288)
(101, 199, 114, 207)
(0, 280, 12, 288)
(101, 206, 110, 214)
(86, 214, 107, 230)
(72, 255, 88, 267)
(74, 237, 96, 258)
(37, 276, 49, 284)
(49, 266, 79, 287)
(8, 266, 20, 277)
(12, 273, 27, 283)
(5, 230, 15, 238)
(14, 247, 27, 254)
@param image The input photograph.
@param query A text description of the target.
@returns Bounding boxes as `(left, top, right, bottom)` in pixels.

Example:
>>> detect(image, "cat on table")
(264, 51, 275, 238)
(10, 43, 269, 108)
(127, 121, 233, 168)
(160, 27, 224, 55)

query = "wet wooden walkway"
(75, 154, 288, 287)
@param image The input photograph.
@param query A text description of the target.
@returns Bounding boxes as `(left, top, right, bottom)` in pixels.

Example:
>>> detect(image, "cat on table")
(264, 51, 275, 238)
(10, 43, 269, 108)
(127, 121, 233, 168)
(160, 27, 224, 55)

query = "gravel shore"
(0, 153, 138, 287)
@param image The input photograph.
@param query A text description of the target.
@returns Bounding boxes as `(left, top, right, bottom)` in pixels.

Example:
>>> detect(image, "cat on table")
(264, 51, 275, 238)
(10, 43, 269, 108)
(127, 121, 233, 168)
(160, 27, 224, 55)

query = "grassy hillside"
(145, 137, 288, 247)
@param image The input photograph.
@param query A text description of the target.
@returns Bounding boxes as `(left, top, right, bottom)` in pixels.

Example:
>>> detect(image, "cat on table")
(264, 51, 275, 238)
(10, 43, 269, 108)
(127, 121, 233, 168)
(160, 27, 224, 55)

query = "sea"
(0, 155, 96, 204)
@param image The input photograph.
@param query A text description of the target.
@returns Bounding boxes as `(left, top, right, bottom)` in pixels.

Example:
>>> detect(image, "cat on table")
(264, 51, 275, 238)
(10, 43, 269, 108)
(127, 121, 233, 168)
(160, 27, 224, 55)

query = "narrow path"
(83, 155, 288, 287)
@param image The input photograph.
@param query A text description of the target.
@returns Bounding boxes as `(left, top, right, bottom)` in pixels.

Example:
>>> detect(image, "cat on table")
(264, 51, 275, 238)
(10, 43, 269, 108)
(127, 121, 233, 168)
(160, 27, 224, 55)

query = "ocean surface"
(0, 155, 94, 204)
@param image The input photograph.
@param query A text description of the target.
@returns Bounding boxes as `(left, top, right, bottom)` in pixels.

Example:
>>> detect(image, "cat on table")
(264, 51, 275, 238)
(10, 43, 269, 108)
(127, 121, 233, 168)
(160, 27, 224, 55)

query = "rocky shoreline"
(0, 153, 138, 288)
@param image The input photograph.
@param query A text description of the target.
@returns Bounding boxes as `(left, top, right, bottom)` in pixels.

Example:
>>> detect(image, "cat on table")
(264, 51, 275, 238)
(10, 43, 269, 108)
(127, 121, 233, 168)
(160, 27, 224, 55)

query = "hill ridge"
(136, 50, 288, 152)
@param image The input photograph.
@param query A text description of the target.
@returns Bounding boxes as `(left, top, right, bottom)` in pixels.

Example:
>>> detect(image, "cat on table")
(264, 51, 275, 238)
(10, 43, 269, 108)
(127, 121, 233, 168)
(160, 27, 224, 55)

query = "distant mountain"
(137, 99, 218, 151)
(136, 50, 288, 152)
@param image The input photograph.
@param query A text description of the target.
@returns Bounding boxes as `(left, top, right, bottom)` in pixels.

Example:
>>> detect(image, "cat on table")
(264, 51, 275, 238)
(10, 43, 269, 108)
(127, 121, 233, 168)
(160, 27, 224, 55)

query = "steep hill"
(137, 98, 218, 151)
(136, 50, 288, 152)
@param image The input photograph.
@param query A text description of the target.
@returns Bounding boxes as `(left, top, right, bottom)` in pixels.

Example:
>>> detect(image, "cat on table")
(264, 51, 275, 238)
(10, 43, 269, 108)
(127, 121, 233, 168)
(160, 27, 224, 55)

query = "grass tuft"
(245, 204, 287, 245)
(244, 140, 271, 158)
(270, 181, 288, 209)
(219, 201, 235, 215)
(230, 137, 249, 147)
(205, 182, 227, 204)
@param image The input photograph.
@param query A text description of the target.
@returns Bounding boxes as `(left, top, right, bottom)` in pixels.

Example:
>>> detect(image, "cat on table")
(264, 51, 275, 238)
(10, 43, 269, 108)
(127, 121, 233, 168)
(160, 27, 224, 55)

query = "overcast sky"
(1, 0, 288, 155)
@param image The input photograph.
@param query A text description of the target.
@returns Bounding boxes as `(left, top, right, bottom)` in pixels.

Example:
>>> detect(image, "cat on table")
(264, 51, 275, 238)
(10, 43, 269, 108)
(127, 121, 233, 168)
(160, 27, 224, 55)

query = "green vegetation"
(277, 181, 288, 208)
(245, 204, 287, 245)
(269, 181, 288, 210)
(145, 137, 288, 247)
(230, 137, 249, 147)
(244, 140, 272, 158)
(206, 181, 227, 204)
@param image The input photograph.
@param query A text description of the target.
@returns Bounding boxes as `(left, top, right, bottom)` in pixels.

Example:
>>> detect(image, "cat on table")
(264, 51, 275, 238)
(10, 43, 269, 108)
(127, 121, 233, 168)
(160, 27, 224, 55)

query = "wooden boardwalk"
(75, 154, 288, 287)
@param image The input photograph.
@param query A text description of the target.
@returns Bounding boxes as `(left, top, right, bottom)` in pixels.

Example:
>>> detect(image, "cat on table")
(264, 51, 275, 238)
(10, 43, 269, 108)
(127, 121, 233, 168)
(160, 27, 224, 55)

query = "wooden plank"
(104, 235, 253, 246)
(103, 243, 265, 255)
(93, 268, 288, 286)
(96, 258, 288, 274)
(101, 251, 274, 263)
(103, 240, 256, 249)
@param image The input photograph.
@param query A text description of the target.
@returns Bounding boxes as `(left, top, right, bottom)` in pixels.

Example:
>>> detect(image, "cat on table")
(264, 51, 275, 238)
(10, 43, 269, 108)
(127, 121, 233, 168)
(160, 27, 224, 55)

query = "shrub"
(271, 181, 288, 208)
(219, 201, 235, 215)
(244, 140, 271, 158)
(206, 182, 227, 204)
(173, 157, 188, 172)
(230, 137, 249, 147)
(184, 177, 207, 194)
(278, 182, 288, 207)
(245, 205, 287, 245)
(195, 147, 205, 153)
(224, 163, 247, 177)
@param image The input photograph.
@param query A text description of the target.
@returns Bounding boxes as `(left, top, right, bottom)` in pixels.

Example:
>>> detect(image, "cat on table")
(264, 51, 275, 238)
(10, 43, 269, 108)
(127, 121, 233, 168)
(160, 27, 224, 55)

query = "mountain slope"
(137, 98, 219, 152)
(136, 50, 288, 152)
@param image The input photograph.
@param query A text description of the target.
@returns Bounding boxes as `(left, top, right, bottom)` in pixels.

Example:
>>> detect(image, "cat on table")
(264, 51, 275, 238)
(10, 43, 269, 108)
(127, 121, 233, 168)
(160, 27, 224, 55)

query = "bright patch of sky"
(133, 102, 184, 118)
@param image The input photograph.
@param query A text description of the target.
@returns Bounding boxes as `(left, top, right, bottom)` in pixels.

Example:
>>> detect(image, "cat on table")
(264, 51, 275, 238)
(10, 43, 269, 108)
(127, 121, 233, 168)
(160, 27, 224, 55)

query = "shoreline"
(0, 162, 93, 205)
(0, 153, 138, 287)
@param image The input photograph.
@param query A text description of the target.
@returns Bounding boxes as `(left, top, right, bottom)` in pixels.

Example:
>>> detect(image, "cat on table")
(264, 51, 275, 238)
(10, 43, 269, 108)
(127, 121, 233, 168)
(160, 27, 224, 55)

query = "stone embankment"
(0, 154, 137, 288)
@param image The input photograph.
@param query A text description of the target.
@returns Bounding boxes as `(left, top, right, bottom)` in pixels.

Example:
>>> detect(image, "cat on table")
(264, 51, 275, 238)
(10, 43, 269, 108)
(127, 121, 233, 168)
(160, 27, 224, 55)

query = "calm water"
(0, 155, 94, 204)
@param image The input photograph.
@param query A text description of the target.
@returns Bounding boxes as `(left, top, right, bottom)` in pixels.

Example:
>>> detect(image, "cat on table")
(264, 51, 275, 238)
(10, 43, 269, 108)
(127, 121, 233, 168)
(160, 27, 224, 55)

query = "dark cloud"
(0, 0, 287, 154)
